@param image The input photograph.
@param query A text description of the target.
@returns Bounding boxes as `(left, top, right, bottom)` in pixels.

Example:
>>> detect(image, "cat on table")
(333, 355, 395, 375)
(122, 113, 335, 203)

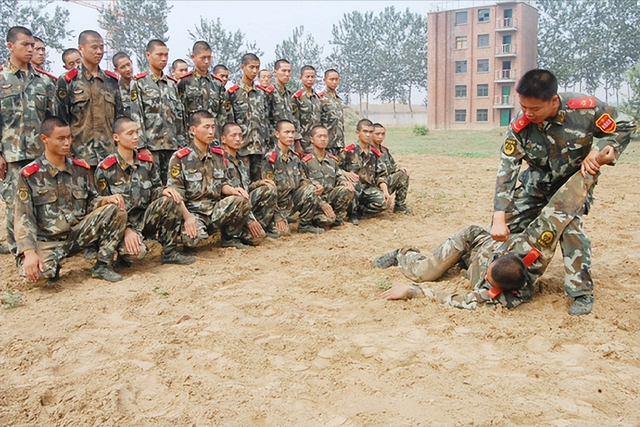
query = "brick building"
(427, 1, 538, 129)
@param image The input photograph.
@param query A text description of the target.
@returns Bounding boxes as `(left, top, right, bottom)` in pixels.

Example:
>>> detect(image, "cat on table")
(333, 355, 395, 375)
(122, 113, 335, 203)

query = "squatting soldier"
(166, 110, 251, 250)
(95, 117, 194, 266)
(372, 123, 412, 214)
(292, 65, 322, 154)
(227, 53, 269, 183)
(262, 120, 331, 236)
(266, 59, 295, 148)
(221, 122, 278, 240)
(112, 52, 134, 117)
(301, 125, 354, 227)
(131, 39, 187, 184)
(490, 69, 637, 316)
(56, 30, 124, 167)
(339, 119, 390, 222)
(14, 117, 127, 283)
(0, 26, 57, 255)
(320, 69, 345, 155)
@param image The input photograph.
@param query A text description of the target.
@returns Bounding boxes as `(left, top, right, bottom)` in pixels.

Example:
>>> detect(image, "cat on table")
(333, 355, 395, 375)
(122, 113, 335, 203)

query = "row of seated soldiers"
(13, 114, 411, 284)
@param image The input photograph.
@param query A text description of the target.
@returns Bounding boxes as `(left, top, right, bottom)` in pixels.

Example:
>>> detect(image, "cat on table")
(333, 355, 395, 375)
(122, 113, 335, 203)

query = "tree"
(401, 11, 427, 113)
(622, 61, 640, 121)
(99, 0, 171, 70)
(271, 25, 324, 92)
(0, 0, 72, 70)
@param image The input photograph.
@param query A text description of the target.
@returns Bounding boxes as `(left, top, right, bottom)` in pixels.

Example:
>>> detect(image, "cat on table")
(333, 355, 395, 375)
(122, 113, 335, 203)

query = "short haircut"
(172, 59, 187, 71)
(41, 116, 69, 137)
(222, 122, 241, 136)
(310, 125, 327, 137)
(146, 39, 166, 53)
(259, 69, 270, 77)
(7, 26, 32, 44)
(112, 51, 130, 68)
(516, 69, 558, 101)
(192, 41, 211, 54)
(324, 68, 339, 78)
(241, 53, 259, 65)
(373, 123, 385, 130)
(33, 36, 44, 45)
(190, 110, 214, 127)
(78, 30, 102, 46)
(300, 65, 316, 75)
(213, 64, 228, 74)
(490, 253, 527, 292)
(274, 59, 290, 70)
(275, 119, 294, 132)
(113, 116, 136, 135)
(356, 119, 374, 131)
(62, 48, 80, 63)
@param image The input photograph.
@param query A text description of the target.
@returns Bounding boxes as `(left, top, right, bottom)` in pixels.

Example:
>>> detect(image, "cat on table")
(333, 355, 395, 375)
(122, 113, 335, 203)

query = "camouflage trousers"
(249, 184, 278, 229)
(152, 150, 175, 186)
(352, 184, 386, 216)
(317, 185, 354, 225)
(17, 204, 126, 281)
(387, 170, 409, 209)
(183, 195, 250, 247)
(271, 182, 327, 227)
(2, 160, 31, 255)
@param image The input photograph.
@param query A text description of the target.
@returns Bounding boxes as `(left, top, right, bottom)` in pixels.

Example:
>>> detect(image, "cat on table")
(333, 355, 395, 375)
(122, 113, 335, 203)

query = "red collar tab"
(522, 247, 542, 268)
(487, 287, 502, 299)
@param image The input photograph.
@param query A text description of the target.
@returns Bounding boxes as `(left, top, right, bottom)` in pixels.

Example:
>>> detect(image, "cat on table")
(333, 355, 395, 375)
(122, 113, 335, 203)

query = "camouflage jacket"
(177, 71, 229, 139)
(292, 88, 322, 147)
(320, 90, 344, 150)
(375, 144, 398, 175)
(166, 144, 229, 218)
(339, 143, 388, 187)
(266, 82, 294, 145)
(228, 81, 269, 156)
(56, 63, 124, 166)
(14, 155, 102, 254)
(0, 61, 56, 163)
(131, 71, 187, 151)
(494, 93, 636, 211)
(95, 150, 163, 229)
(224, 151, 260, 223)
(301, 149, 347, 193)
(119, 79, 132, 117)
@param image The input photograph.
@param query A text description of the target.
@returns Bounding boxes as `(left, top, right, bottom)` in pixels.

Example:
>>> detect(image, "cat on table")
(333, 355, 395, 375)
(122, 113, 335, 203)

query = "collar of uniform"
(192, 143, 210, 161)
(225, 151, 240, 166)
(5, 60, 34, 77)
(40, 156, 72, 177)
(150, 71, 165, 83)
(241, 81, 255, 92)
(312, 149, 326, 162)
(547, 94, 567, 126)
(121, 80, 130, 91)
(194, 70, 209, 79)
(115, 150, 137, 170)
(81, 63, 104, 81)
(304, 88, 316, 97)
(276, 82, 288, 95)
(276, 145, 294, 161)
(327, 90, 340, 99)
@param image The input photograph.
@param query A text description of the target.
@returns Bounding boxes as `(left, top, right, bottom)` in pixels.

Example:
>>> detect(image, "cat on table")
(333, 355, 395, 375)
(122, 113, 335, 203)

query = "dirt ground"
(1, 152, 638, 427)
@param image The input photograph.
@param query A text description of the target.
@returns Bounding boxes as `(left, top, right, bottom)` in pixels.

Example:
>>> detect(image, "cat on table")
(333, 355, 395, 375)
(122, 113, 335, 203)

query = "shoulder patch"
(136, 152, 154, 162)
(302, 153, 313, 162)
(511, 115, 530, 133)
(317, 91, 326, 98)
(371, 147, 382, 157)
(328, 154, 339, 162)
(595, 113, 616, 134)
(104, 69, 119, 80)
(210, 147, 225, 156)
(180, 71, 193, 79)
(175, 147, 192, 159)
(567, 96, 596, 110)
(503, 138, 518, 156)
(293, 89, 303, 99)
(21, 162, 40, 177)
(64, 67, 78, 82)
(167, 74, 178, 83)
(228, 84, 240, 94)
(99, 155, 118, 169)
(72, 159, 91, 169)
(344, 144, 356, 152)
(268, 151, 278, 164)
(35, 67, 57, 80)
(211, 73, 223, 82)
(134, 72, 148, 80)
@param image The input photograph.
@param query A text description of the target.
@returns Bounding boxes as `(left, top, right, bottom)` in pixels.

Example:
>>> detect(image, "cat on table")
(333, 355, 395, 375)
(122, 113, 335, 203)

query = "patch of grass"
(375, 279, 393, 290)
(1, 290, 24, 308)
(152, 287, 169, 297)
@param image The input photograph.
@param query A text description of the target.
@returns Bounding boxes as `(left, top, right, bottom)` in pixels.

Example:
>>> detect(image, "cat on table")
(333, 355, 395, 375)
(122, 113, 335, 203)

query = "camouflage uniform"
(301, 150, 354, 224)
(228, 81, 269, 182)
(376, 143, 410, 212)
(56, 63, 124, 166)
(95, 150, 182, 257)
(320, 89, 344, 154)
(14, 156, 126, 280)
(177, 71, 229, 141)
(339, 143, 388, 216)
(130, 71, 187, 184)
(397, 171, 594, 310)
(495, 93, 636, 298)
(292, 88, 322, 151)
(261, 145, 331, 229)
(120, 79, 132, 117)
(266, 81, 295, 148)
(166, 144, 250, 246)
(0, 61, 57, 255)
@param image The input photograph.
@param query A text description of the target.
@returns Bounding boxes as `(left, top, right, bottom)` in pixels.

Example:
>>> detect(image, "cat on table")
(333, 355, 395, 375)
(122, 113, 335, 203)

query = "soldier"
(262, 120, 330, 235)
(130, 39, 187, 185)
(258, 69, 272, 87)
(227, 53, 269, 183)
(166, 110, 252, 250)
(220, 122, 278, 240)
(112, 52, 134, 116)
(14, 117, 127, 283)
(171, 59, 188, 80)
(61, 48, 81, 71)
(292, 65, 322, 154)
(301, 125, 354, 227)
(212, 64, 229, 86)
(55, 30, 124, 168)
(266, 59, 295, 148)
(0, 26, 57, 256)
(490, 69, 637, 315)
(320, 68, 344, 155)
(371, 123, 412, 214)
(339, 119, 391, 223)
(95, 117, 194, 266)
(31, 36, 46, 69)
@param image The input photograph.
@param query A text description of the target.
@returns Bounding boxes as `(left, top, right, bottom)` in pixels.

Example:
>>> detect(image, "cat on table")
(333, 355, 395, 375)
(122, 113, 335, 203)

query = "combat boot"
(161, 250, 195, 265)
(568, 294, 594, 316)
(264, 225, 280, 239)
(394, 204, 413, 214)
(92, 263, 123, 282)
(373, 249, 400, 268)
(298, 223, 325, 234)
(221, 238, 249, 250)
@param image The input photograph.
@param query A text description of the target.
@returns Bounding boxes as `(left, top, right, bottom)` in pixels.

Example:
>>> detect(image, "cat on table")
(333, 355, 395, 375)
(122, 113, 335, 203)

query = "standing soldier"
(61, 48, 81, 71)
(371, 123, 412, 214)
(266, 59, 295, 148)
(55, 30, 123, 168)
(258, 69, 272, 88)
(320, 69, 345, 155)
(292, 65, 322, 154)
(112, 52, 134, 117)
(131, 39, 187, 184)
(31, 37, 47, 70)
(171, 59, 188, 80)
(95, 117, 194, 266)
(0, 26, 57, 255)
(212, 64, 230, 86)
(227, 53, 269, 183)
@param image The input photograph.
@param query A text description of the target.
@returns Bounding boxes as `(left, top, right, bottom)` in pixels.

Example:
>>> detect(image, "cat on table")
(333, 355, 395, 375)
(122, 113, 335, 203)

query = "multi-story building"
(427, 1, 538, 129)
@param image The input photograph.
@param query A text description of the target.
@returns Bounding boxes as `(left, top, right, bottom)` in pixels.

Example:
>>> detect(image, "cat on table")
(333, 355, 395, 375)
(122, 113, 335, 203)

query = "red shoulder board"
(487, 287, 502, 299)
(302, 153, 313, 162)
(317, 91, 326, 98)
(344, 144, 356, 152)
(104, 69, 119, 80)
(567, 96, 596, 110)
(0, 65, 3, 71)
(36, 67, 57, 80)
(176, 147, 192, 159)
(72, 159, 91, 169)
(210, 147, 225, 156)
(257, 85, 274, 94)
(21, 162, 40, 177)
(256, 84, 265, 90)
(136, 152, 154, 162)
(228, 84, 240, 94)
(64, 68, 78, 82)
(293, 90, 303, 99)
(180, 71, 193, 79)
(268, 151, 278, 164)
(371, 147, 382, 157)
(134, 72, 148, 80)
(511, 115, 530, 133)
(522, 247, 541, 268)
(328, 154, 339, 162)
(211, 73, 223, 82)
(167, 75, 178, 83)
(100, 155, 118, 169)
(291, 150, 301, 158)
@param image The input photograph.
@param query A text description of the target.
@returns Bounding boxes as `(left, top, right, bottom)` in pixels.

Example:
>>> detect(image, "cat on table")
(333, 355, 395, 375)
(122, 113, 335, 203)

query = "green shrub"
(413, 125, 429, 136)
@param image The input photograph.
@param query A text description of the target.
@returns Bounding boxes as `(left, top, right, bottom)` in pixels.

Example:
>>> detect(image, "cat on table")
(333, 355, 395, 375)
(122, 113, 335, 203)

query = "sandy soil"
(1, 152, 638, 427)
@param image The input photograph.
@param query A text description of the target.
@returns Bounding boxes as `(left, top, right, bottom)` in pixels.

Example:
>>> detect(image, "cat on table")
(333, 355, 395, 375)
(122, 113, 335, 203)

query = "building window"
(478, 34, 490, 48)
(456, 36, 468, 49)
(477, 109, 488, 122)
(455, 85, 467, 98)
(477, 59, 489, 73)
(477, 84, 489, 97)
(478, 9, 490, 22)
(455, 60, 467, 74)
(455, 11, 468, 25)
(455, 109, 466, 122)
